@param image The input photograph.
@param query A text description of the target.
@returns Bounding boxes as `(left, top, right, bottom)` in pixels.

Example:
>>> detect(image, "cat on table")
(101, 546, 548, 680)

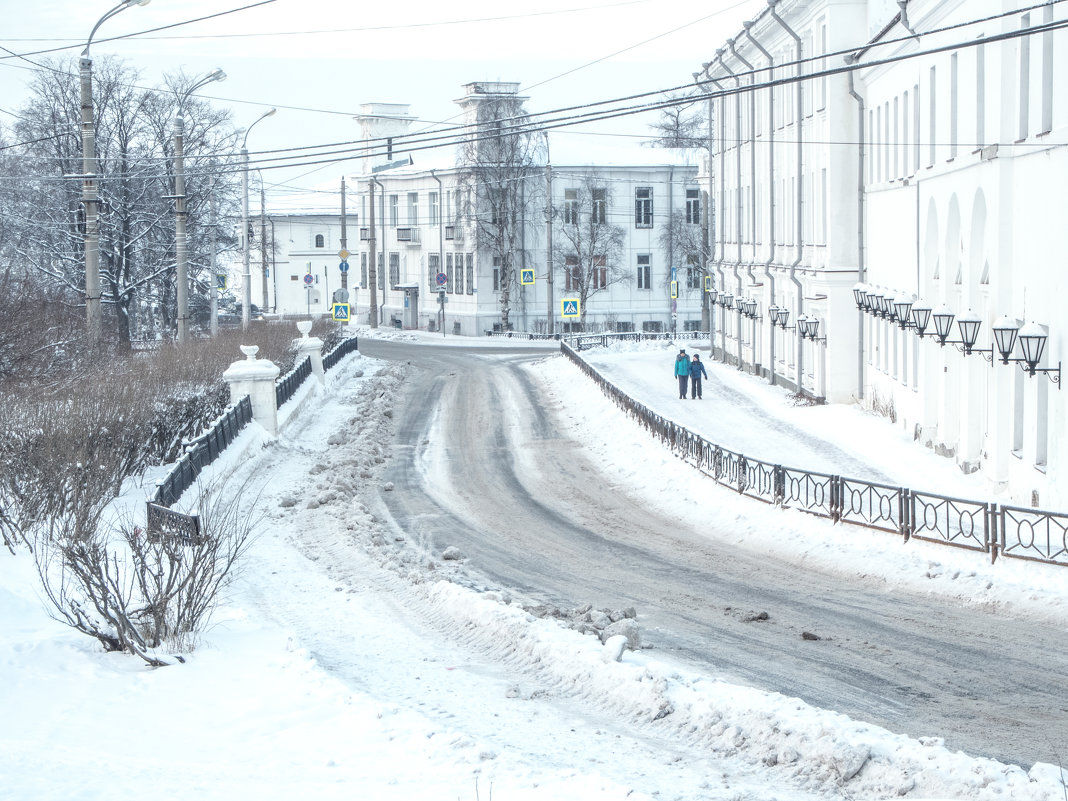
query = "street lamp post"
(174, 68, 225, 343)
(80, 0, 152, 347)
(241, 108, 276, 329)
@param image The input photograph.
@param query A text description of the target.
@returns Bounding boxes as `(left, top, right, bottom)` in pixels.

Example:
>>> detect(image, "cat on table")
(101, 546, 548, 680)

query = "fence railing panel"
(836, 477, 906, 535)
(779, 466, 836, 519)
(998, 506, 1068, 566)
(323, 336, 359, 370)
(275, 356, 312, 408)
(910, 491, 990, 553)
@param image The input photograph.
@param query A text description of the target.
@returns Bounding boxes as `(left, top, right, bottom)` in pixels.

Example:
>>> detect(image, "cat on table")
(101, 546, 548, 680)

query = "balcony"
(396, 227, 421, 245)
(444, 225, 463, 242)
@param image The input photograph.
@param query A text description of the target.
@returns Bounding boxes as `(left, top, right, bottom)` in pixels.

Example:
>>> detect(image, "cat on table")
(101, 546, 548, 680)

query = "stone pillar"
(295, 320, 325, 382)
(223, 345, 281, 435)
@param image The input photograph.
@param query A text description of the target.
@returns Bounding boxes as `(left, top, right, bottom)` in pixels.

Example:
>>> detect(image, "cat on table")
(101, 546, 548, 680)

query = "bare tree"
(648, 94, 710, 151)
(553, 175, 627, 329)
(457, 85, 544, 332)
(659, 202, 713, 330)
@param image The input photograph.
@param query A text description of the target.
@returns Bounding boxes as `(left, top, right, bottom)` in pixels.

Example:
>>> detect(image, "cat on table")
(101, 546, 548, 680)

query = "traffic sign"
(704, 275, 712, 292)
(435, 272, 448, 287)
(216, 273, 227, 291)
(333, 288, 350, 303)
(303, 274, 314, 286)
(338, 249, 350, 260)
(560, 298, 580, 317)
(670, 280, 678, 299)
(339, 260, 349, 273)
(332, 302, 351, 322)
(520, 268, 535, 285)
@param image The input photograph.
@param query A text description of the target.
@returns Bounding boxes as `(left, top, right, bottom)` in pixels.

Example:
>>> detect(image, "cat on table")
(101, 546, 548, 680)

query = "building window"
(565, 256, 580, 291)
(314, 234, 325, 248)
(592, 256, 607, 290)
(446, 253, 454, 293)
(378, 253, 385, 290)
(361, 252, 368, 289)
(389, 194, 399, 227)
(428, 253, 439, 291)
(492, 256, 501, 292)
(389, 252, 400, 288)
(950, 53, 958, 158)
(466, 254, 474, 294)
(564, 189, 578, 224)
(1041, 4, 1053, 134)
(684, 320, 701, 332)
(429, 192, 438, 226)
(1019, 14, 1031, 141)
(592, 188, 607, 224)
(686, 254, 700, 289)
(454, 251, 464, 294)
(615, 321, 634, 332)
(929, 66, 937, 167)
(976, 41, 986, 147)
(637, 254, 651, 289)
(635, 187, 653, 227)
(407, 192, 418, 226)
(642, 320, 663, 333)
(685, 188, 700, 224)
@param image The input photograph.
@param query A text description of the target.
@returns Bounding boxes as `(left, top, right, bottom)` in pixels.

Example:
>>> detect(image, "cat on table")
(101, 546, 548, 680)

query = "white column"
(222, 345, 280, 435)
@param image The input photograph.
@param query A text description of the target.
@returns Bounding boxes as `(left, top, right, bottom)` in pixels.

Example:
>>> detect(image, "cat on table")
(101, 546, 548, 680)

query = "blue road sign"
(520, 268, 535, 285)
(436, 272, 448, 287)
(332, 302, 351, 322)
(561, 299, 580, 317)
(303, 274, 314, 285)
(339, 260, 349, 272)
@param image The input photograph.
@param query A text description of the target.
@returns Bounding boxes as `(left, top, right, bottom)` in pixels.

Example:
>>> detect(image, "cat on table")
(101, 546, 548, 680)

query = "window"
(685, 188, 700, 224)
(389, 252, 400, 288)
(976, 40, 986, 146)
(377, 253, 385, 290)
(1041, 4, 1053, 134)
(592, 188, 607, 224)
(565, 256, 580, 291)
(314, 234, 325, 248)
(637, 254, 651, 289)
(361, 252, 368, 289)
(929, 66, 937, 166)
(592, 256, 607, 290)
(1019, 14, 1030, 141)
(429, 192, 438, 226)
(615, 321, 634, 333)
(407, 192, 418, 226)
(635, 187, 653, 227)
(389, 195, 399, 227)
(428, 253, 439, 291)
(642, 320, 663, 333)
(466, 254, 474, 294)
(454, 251, 464, 294)
(950, 53, 959, 158)
(684, 320, 701, 332)
(446, 253, 454, 293)
(686, 254, 700, 289)
(492, 256, 501, 292)
(564, 189, 578, 224)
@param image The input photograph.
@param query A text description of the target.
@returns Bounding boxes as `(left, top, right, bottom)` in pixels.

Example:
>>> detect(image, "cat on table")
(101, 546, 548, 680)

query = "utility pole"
(545, 161, 554, 337)
(340, 177, 349, 292)
(174, 114, 189, 342)
(209, 160, 219, 337)
(368, 179, 378, 327)
(260, 183, 269, 311)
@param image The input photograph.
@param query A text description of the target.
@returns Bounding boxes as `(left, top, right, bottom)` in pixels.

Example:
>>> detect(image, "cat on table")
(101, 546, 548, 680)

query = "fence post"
(295, 320, 325, 382)
(222, 345, 281, 435)
(989, 504, 1000, 564)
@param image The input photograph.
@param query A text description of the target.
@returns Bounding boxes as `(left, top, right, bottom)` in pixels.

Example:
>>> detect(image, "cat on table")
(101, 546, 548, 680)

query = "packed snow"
(2, 328, 1066, 801)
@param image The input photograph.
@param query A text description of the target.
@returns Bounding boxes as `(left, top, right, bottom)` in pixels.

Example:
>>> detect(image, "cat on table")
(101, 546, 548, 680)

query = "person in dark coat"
(689, 353, 708, 399)
(673, 349, 690, 399)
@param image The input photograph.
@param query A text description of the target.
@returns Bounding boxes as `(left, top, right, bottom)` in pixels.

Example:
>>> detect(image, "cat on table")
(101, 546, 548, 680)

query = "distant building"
(263, 83, 703, 336)
(700, 0, 1068, 506)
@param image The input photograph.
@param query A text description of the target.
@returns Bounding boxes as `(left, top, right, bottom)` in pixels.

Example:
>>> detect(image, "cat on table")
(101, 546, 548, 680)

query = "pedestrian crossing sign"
(520, 268, 535, 285)
(216, 273, 227, 291)
(670, 280, 678, 299)
(560, 298, 580, 317)
(704, 275, 712, 292)
(332, 302, 351, 322)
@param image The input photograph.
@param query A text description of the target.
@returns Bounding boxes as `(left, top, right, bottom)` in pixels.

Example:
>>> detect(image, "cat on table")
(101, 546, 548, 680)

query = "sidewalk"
(577, 337, 990, 503)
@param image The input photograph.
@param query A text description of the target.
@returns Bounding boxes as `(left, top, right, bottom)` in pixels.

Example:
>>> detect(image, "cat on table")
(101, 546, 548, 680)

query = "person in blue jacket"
(673, 349, 690, 399)
(689, 352, 708, 399)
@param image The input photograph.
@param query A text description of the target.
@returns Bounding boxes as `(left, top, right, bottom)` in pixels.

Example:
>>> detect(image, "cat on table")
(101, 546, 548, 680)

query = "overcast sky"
(0, 0, 765, 199)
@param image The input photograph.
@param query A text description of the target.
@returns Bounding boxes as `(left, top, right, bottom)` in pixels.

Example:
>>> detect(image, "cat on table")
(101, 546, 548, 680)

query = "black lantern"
(910, 302, 932, 337)
(1018, 322, 1048, 375)
(992, 316, 1019, 364)
(893, 294, 913, 329)
(853, 283, 867, 310)
(932, 304, 955, 345)
(956, 310, 982, 355)
(775, 307, 790, 328)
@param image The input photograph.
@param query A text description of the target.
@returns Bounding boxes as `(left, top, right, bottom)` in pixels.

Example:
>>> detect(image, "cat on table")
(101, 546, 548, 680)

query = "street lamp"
(174, 68, 226, 343)
(241, 108, 276, 329)
(80, 0, 152, 346)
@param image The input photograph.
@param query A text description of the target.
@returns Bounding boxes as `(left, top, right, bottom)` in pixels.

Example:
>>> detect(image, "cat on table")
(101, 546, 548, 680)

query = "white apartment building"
(265, 84, 704, 337)
(700, 0, 1068, 507)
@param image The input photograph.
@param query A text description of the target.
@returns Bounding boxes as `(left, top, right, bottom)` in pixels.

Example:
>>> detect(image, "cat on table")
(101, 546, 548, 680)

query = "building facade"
(700, 0, 1068, 506)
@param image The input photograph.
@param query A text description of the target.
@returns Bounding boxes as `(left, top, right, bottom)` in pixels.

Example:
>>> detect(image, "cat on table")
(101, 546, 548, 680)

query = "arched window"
(315, 234, 325, 248)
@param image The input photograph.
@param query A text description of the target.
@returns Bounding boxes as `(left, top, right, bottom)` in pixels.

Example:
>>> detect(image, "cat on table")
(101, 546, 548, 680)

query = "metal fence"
(560, 340, 1068, 569)
(275, 356, 312, 408)
(323, 336, 359, 370)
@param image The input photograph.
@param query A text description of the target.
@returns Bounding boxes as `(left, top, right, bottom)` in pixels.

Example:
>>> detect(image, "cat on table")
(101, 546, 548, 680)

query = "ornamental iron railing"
(561, 339, 1068, 569)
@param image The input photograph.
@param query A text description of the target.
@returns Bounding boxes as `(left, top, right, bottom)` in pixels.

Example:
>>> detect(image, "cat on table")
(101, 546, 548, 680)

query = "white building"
(700, 0, 1068, 507)
(262, 84, 704, 337)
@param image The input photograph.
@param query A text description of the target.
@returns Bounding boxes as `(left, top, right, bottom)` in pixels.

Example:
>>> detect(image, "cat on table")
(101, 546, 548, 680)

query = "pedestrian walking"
(674, 349, 690, 399)
(689, 353, 708, 399)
